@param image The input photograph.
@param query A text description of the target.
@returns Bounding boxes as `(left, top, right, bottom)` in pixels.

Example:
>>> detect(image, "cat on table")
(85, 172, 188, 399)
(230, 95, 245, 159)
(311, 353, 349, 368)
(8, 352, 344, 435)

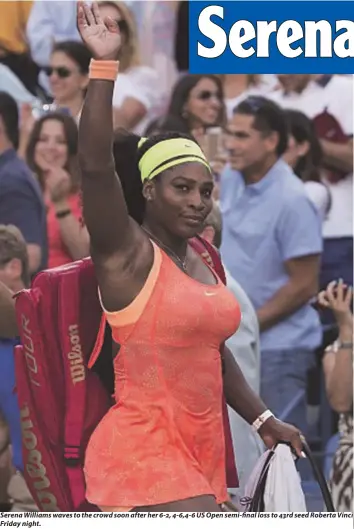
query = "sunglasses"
(196, 90, 221, 101)
(43, 66, 73, 79)
(116, 19, 129, 36)
(243, 96, 266, 112)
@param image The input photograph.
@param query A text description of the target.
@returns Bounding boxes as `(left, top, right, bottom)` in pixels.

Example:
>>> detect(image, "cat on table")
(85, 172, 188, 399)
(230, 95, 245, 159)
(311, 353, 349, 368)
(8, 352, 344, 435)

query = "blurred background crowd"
(0, 0, 352, 514)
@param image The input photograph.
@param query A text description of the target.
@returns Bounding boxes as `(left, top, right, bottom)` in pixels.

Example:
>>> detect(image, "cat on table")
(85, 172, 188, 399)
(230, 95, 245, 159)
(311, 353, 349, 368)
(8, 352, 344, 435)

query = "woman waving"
(78, 2, 303, 512)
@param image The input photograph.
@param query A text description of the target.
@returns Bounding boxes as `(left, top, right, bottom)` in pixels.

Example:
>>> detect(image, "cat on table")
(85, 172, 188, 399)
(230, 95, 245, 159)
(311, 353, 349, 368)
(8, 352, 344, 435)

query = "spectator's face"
(283, 134, 309, 169)
(143, 162, 214, 239)
(224, 113, 277, 172)
(34, 119, 69, 172)
(277, 75, 312, 93)
(183, 78, 222, 128)
(0, 258, 20, 291)
(49, 51, 88, 103)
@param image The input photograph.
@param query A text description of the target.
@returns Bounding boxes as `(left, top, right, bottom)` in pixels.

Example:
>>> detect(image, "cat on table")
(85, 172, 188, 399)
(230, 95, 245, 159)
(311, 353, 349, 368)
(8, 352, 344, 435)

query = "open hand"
(259, 417, 303, 458)
(77, 1, 121, 61)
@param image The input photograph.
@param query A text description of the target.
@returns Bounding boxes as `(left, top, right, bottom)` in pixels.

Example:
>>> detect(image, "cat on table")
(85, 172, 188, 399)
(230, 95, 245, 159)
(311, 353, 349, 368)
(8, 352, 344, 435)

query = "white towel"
(243, 444, 307, 512)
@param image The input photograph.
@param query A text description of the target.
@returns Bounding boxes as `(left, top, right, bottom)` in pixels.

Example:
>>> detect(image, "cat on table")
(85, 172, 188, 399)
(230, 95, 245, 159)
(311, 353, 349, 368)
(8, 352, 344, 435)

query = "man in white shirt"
(27, 1, 80, 68)
(270, 75, 353, 323)
(26, 0, 81, 94)
(270, 75, 353, 181)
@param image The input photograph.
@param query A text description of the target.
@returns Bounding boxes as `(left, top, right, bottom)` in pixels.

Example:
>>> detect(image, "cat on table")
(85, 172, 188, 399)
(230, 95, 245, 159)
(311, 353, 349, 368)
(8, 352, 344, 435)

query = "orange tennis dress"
(84, 242, 241, 509)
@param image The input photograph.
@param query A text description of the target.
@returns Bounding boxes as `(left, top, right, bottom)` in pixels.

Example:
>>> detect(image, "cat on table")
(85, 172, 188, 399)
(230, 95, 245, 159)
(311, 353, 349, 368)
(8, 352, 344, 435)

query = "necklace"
(142, 226, 188, 272)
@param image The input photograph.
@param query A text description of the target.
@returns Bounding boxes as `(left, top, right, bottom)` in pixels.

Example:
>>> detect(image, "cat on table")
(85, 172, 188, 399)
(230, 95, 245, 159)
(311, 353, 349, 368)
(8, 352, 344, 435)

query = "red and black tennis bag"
(14, 236, 238, 512)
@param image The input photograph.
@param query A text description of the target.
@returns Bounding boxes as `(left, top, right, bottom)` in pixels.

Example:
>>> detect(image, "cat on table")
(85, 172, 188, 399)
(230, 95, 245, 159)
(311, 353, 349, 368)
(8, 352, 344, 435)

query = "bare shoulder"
(92, 219, 155, 312)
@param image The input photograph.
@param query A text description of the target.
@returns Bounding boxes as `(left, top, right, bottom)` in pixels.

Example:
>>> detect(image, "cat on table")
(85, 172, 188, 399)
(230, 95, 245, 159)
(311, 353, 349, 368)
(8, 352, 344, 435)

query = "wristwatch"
(332, 339, 353, 353)
(252, 409, 274, 431)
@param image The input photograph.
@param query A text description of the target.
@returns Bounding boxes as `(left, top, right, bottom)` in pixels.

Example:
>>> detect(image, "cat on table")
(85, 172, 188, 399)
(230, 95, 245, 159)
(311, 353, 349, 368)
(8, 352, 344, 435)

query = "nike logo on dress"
(205, 291, 217, 296)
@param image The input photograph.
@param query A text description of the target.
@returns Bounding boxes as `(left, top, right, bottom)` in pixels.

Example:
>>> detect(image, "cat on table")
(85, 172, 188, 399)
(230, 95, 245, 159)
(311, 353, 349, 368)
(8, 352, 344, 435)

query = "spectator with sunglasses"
(150, 74, 225, 140)
(44, 41, 91, 121)
(97, 1, 162, 135)
(219, 97, 322, 471)
(17, 41, 91, 164)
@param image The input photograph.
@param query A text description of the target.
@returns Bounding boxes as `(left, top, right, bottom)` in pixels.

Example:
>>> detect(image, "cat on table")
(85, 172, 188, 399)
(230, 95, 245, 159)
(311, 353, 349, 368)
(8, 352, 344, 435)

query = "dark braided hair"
(112, 129, 198, 225)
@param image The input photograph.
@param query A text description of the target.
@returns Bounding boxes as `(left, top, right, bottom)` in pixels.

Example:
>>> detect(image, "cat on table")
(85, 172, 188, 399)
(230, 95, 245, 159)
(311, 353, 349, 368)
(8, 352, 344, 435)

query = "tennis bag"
(14, 236, 238, 512)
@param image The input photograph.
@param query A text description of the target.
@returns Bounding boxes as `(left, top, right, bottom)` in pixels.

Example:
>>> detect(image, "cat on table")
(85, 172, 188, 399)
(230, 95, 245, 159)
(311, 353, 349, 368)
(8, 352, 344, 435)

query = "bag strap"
(302, 440, 335, 512)
(59, 272, 86, 510)
(248, 449, 275, 512)
(189, 235, 226, 285)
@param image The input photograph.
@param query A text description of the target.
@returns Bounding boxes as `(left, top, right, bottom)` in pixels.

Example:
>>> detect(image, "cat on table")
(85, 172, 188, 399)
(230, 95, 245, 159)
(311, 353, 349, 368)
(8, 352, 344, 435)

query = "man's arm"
(320, 137, 353, 174)
(257, 193, 322, 332)
(26, 1, 80, 67)
(26, 0, 55, 66)
(0, 186, 44, 274)
(320, 76, 353, 174)
(257, 254, 320, 332)
(113, 99, 147, 130)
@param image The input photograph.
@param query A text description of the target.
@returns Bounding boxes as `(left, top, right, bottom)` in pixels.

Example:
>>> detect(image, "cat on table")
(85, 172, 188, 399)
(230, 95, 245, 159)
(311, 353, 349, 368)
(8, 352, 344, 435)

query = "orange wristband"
(89, 59, 119, 81)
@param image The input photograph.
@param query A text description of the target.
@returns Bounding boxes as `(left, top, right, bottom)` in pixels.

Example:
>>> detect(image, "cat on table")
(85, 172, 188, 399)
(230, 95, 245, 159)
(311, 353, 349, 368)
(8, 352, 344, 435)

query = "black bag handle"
(247, 449, 275, 512)
(245, 441, 335, 512)
(302, 439, 335, 512)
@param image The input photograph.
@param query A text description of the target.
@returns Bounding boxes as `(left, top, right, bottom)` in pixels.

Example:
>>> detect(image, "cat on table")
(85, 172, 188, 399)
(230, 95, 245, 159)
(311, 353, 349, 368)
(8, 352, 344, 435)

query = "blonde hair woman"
(98, 1, 163, 134)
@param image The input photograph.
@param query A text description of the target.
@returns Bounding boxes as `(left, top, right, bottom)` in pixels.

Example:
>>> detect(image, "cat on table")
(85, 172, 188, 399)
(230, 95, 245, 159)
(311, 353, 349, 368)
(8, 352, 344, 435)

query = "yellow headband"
(138, 138, 211, 182)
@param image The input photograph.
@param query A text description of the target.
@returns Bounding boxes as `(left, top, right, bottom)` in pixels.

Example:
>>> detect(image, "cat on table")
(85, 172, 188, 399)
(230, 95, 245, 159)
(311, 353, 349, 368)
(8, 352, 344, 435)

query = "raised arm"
(320, 281, 353, 413)
(77, 2, 152, 311)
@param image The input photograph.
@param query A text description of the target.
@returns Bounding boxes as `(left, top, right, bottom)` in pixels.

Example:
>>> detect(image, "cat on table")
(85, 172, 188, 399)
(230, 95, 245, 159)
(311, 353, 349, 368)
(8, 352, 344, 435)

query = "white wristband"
(252, 410, 274, 431)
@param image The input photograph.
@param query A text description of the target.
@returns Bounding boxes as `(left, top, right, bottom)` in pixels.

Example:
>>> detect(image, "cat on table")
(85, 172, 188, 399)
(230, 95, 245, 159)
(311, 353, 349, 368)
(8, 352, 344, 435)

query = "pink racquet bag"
(14, 258, 111, 511)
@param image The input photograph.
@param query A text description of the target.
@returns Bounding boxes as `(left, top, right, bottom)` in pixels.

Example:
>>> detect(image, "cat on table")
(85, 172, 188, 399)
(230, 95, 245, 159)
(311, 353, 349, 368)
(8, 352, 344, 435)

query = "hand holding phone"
(317, 279, 353, 328)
